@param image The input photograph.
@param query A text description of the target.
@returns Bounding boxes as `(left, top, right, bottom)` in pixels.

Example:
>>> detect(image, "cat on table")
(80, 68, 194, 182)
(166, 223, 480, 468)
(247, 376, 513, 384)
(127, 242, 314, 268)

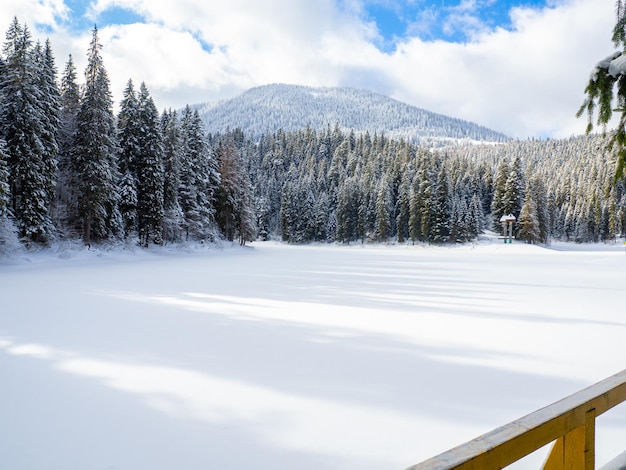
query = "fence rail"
(406, 369, 626, 470)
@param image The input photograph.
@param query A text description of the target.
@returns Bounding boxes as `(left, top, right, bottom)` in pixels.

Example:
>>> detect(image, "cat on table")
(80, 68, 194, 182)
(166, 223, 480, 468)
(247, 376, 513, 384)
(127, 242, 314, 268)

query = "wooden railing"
(406, 369, 626, 470)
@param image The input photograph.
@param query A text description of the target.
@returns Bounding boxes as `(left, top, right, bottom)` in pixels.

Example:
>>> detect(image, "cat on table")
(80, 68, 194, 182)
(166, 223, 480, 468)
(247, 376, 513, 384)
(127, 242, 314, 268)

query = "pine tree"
(0, 139, 9, 217)
(490, 159, 510, 230)
(469, 194, 484, 239)
(280, 180, 295, 242)
(1, 18, 56, 243)
(216, 134, 240, 241)
(577, 0, 626, 181)
(527, 176, 550, 243)
(36, 39, 60, 209)
(502, 156, 525, 221)
(72, 26, 121, 244)
(179, 106, 219, 240)
(336, 176, 363, 243)
(375, 178, 391, 241)
(0, 138, 19, 254)
(235, 168, 257, 245)
(117, 79, 140, 239)
(299, 181, 316, 242)
(396, 170, 411, 243)
(135, 82, 164, 246)
(161, 109, 184, 243)
(517, 194, 540, 243)
(408, 171, 424, 244)
(117, 171, 137, 240)
(56, 54, 81, 235)
(450, 196, 470, 243)
(429, 165, 451, 243)
(313, 191, 329, 241)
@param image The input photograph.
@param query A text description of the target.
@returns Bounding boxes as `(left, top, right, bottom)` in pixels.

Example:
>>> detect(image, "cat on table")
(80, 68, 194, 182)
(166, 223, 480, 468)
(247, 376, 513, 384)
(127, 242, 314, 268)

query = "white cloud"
(73, 0, 376, 108)
(1, 0, 620, 138)
(0, 0, 68, 29)
(388, 0, 617, 138)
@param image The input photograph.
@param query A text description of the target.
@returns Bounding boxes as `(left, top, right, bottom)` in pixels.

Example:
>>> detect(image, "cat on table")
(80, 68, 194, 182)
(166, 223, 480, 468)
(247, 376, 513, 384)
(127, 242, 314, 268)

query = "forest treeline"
(245, 127, 625, 244)
(1, 19, 625, 254)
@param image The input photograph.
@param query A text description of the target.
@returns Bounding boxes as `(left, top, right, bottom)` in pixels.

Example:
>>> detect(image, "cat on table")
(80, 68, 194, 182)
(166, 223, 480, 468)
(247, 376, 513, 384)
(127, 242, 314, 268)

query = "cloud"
(0, 0, 68, 28)
(71, 0, 376, 106)
(0, 0, 619, 138)
(388, 0, 616, 138)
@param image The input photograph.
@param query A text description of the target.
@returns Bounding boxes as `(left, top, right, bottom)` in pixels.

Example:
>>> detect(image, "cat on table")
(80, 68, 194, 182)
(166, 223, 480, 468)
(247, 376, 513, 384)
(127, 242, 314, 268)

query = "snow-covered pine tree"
(135, 82, 164, 246)
(279, 175, 316, 243)
(336, 176, 363, 243)
(0, 138, 9, 216)
(527, 176, 550, 243)
(449, 195, 469, 243)
(419, 156, 437, 241)
(0, 137, 19, 255)
(469, 193, 484, 239)
(117, 171, 137, 240)
(179, 106, 219, 240)
(502, 156, 525, 222)
(375, 177, 391, 241)
(1, 18, 56, 244)
(429, 164, 451, 243)
(517, 193, 540, 243)
(72, 26, 121, 245)
(235, 167, 257, 245)
(408, 172, 422, 244)
(34, 39, 60, 228)
(215, 134, 240, 242)
(313, 190, 329, 241)
(607, 187, 620, 237)
(577, 0, 626, 181)
(56, 54, 82, 236)
(178, 106, 200, 240)
(299, 180, 316, 242)
(161, 109, 184, 243)
(279, 179, 295, 242)
(200, 121, 221, 240)
(117, 79, 140, 239)
(490, 159, 510, 230)
(395, 169, 411, 243)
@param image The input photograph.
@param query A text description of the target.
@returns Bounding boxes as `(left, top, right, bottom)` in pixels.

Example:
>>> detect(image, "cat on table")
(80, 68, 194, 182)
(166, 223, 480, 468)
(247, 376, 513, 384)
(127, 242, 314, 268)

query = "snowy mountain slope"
(192, 84, 510, 145)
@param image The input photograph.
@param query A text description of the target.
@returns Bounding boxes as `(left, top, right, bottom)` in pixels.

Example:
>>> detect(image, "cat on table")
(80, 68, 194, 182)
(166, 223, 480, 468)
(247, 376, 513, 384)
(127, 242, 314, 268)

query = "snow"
(609, 53, 626, 78)
(1, 236, 625, 470)
(597, 51, 622, 70)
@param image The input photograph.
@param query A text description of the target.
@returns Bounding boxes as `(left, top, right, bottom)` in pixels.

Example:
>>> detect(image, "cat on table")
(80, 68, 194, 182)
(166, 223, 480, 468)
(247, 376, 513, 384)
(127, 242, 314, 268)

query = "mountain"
(192, 84, 510, 145)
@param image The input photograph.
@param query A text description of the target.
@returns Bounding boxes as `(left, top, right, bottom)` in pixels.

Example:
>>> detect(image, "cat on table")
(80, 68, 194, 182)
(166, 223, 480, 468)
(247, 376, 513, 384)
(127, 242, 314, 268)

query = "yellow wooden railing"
(406, 369, 626, 470)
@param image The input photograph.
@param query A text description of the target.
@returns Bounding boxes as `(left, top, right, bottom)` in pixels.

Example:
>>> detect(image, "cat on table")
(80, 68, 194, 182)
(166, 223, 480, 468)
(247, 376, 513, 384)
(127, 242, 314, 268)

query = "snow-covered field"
(1, 236, 625, 470)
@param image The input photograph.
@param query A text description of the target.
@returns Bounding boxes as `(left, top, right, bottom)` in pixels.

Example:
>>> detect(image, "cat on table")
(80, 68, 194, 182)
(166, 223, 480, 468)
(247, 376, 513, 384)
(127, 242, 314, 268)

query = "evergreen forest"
(1, 18, 625, 254)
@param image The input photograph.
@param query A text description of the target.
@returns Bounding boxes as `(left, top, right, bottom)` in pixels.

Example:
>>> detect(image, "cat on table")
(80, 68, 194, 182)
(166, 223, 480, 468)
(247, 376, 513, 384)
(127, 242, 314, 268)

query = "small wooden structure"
(500, 214, 516, 243)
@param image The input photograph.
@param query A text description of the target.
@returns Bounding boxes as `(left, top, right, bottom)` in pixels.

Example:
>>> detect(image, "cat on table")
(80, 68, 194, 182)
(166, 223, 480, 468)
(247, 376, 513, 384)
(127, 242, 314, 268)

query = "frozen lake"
(1, 238, 625, 469)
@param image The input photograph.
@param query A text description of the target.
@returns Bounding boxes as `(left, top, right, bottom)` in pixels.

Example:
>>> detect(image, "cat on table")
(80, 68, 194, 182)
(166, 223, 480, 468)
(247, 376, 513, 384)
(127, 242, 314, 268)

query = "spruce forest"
(1, 19, 625, 253)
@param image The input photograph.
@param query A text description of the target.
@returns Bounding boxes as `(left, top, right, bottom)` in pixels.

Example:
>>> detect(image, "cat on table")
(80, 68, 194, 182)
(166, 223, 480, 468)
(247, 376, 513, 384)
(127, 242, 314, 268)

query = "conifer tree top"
(578, 0, 626, 181)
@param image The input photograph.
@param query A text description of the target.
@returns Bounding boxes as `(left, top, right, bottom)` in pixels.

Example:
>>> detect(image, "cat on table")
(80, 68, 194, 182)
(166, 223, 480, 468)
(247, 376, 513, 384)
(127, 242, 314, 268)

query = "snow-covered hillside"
(193, 84, 510, 145)
(1, 238, 625, 470)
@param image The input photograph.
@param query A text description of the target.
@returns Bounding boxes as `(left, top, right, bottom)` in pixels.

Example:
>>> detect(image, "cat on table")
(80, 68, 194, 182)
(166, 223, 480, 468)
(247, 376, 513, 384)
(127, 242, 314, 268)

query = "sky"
(0, 0, 619, 139)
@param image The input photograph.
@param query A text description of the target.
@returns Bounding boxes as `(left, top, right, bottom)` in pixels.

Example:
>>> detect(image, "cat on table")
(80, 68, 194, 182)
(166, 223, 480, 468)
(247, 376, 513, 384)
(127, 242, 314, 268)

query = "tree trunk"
(83, 215, 91, 246)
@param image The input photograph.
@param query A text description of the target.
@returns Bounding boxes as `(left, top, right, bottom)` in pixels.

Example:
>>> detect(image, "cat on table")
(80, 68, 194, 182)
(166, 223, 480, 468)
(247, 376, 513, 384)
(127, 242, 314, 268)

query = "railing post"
(542, 408, 595, 470)
(584, 408, 596, 470)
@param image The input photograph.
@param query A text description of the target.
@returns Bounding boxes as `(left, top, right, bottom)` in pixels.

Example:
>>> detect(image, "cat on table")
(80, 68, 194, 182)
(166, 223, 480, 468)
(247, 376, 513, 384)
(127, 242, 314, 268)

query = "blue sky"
(61, 0, 553, 45)
(0, 0, 617, 138)
(363, 0, 549, 46)
(61, 0, 143, 30)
